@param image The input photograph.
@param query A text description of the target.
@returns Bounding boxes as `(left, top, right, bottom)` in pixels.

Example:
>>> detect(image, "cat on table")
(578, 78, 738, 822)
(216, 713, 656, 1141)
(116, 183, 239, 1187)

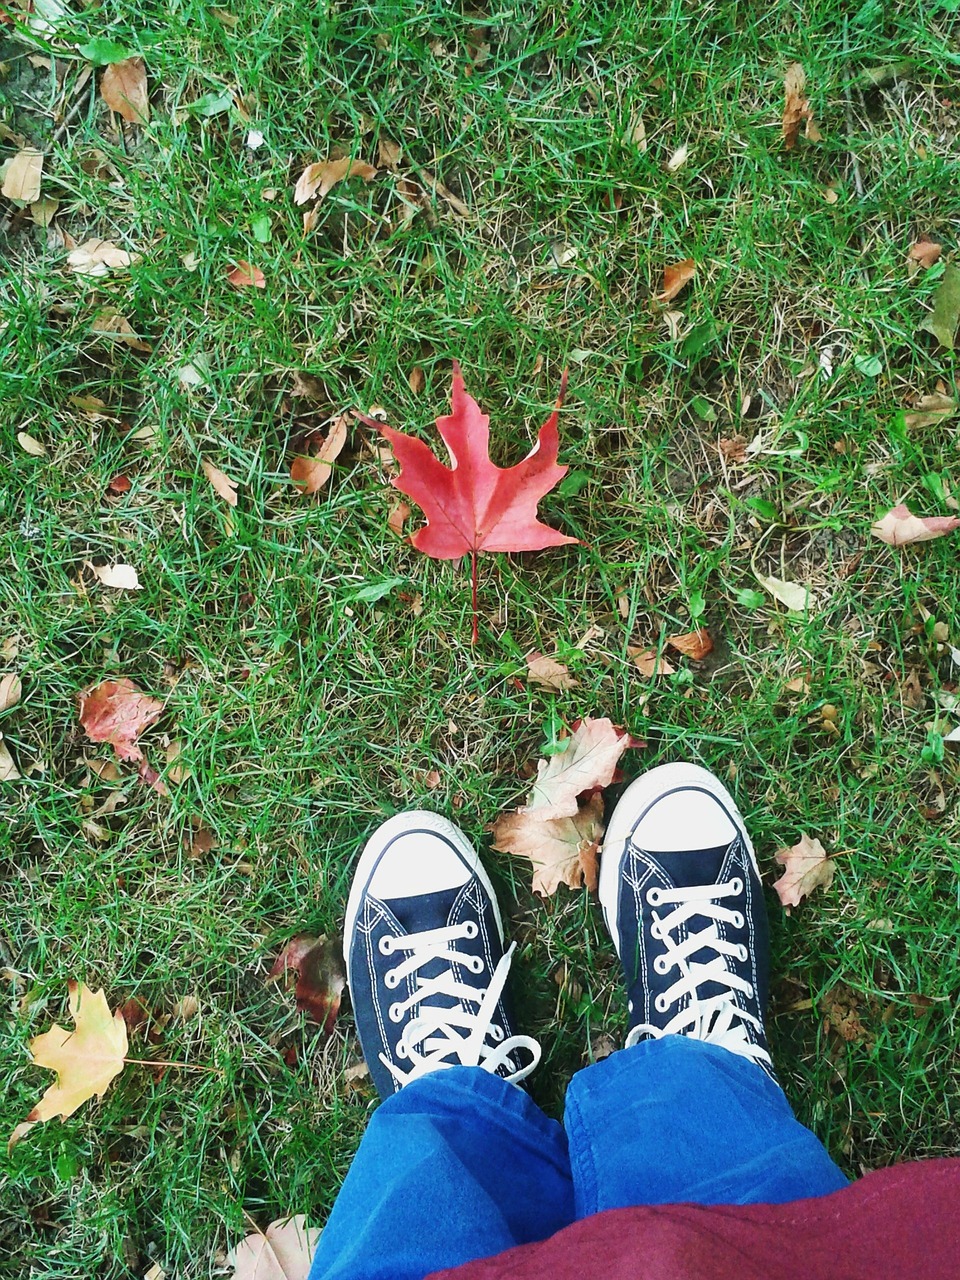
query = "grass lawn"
(3, 0, 960, 1273)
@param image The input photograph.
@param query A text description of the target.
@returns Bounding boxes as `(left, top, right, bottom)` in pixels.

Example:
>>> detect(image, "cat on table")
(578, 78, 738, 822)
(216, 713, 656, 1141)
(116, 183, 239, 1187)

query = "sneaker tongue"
(381, 885, 461, 934)
(644, 843, 730, 889)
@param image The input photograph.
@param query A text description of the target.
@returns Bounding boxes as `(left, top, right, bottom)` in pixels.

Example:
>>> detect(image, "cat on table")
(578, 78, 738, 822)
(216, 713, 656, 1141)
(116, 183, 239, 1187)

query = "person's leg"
(309, 813, 573, 1280)
(572, 762, 847, 1213)
(310, 1067, 572, 1280)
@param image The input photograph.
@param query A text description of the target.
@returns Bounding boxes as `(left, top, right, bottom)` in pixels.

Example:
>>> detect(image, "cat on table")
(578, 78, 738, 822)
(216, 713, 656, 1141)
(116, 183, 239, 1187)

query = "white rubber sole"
(598, 762, 759, 955)
(343, 810, 505, 996)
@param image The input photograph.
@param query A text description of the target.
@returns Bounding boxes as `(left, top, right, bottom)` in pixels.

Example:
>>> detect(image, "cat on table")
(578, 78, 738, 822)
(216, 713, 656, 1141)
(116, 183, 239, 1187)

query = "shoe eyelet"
(490, 1024, 504, 1041)
(646, 887, 662, 906)
(745, 983, 754, 998)
(384, 970, 399, 989)
(627, 999, 634, 1013)
(731, 912, 744, 929)
(729, 877, 743, 895)
(379, 936, 394, 955)
(739, 945, 749, 962)
(389, 1003, 404, 1023)
(649, 922, 662, 941)
(395, 1042, 408, 1059)
(468, 956, 484, 975)
(654, 994, 669, 1014)
(653, 956, 669, 975)
(462, 921, 478, 939)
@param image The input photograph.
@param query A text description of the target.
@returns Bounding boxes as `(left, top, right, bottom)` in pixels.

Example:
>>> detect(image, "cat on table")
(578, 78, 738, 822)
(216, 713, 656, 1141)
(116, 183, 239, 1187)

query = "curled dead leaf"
(655, 258, 695, 305)
(1, 147, 44, 203)
(522, 718, 638, 820)
(871, 503, 960, 546)
(628, 647, 676, 678)
(90, 308, 152, 352)
(782, 62, 821, 150)
(524, 651, 578, 692)
(492, 792, 604, 896)
(902, 393, 956, 430)
(201, 460, 239, 507)
(17, 431, 47, 456)
(290, 415, 348, 495)
(908, 240, 941, 270)
(0, 673, 22, 711)
(667, 628, 713, 660)
(267, 935, 345, 1036)
(226, 261, 265, 289)
(294, 157, 377, 205)
(0, 736, 20, 782)
(101, 57, 149, 125)
(67, 238, 137, 277)
(387, 499, 412, 536)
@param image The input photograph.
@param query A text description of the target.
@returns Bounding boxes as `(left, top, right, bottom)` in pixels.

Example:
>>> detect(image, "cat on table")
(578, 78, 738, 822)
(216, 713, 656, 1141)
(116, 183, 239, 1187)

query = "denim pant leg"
(309, 1067, 574, 1280)
(564, 1038, 849, 1215)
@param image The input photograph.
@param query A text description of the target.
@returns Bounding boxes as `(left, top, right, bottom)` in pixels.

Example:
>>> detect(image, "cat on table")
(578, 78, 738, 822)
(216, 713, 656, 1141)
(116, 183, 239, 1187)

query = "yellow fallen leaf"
(522, 718, 636, 821)
(492, 793, 604, 897)
(201, 460, 239, 507)
(772, 833, 839, 912)
(10, 981, 128, 1149)
(2, 148, 44, 203)
(756, 573, 813, 612)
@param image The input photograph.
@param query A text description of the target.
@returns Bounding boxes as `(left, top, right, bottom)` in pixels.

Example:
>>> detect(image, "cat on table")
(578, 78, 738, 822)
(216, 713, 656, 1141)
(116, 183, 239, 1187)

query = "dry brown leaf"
(0, 673, 22, 712)
(0, 737, 20, 782)
(408, 365, 425, 394)
(100, 57, 149, 125)
(378, 137, 402, 168)
(228, 1216, 320, 1280)
(202, 460, 239, 507)
(666, 143, 689, 172)
(420, 169, 471, 217)
(782, 63, 821, 150)
(492, 792, 604, 896)
(524, 651, 578, 691)
(2, 148, 44, 203)
(267, 936, 345, 1035)
(902, 393, 956, 430)
(899, 669, 924, 710)
(387, 499, 412, 536)
(90, 563, 142, 591)
(870, 503, 960, 546)
(17, 431, 46, 456)
(667, 628, 714, 660)
(226, 261, 266, 289)
(908, 240, 942, 270)
(821, 984, 871, 1044)
(290, 416, 348, 495)
(628, 647, 676, 678)
(655, 258, 695, 305)
(9, 981, 127, 1150)
(772, 833, 837, 911)
(90, 308, 152, 352)
(78, 678, 164, 763)
(67, 238, 136, 277)
(523, 718, 637, 821)
(294, 157, 377, 206)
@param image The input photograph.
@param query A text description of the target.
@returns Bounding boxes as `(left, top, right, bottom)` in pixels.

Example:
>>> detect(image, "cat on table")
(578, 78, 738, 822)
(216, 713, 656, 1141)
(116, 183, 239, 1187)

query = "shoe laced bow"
(625, 878, 772, 1070)
(379, 924, 540, 1087)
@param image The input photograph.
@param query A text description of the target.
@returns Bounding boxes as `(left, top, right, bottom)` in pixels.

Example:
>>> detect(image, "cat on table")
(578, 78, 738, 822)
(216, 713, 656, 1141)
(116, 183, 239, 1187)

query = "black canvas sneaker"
(598, 763, 775, 1078)
(344, 811, 540, 1099)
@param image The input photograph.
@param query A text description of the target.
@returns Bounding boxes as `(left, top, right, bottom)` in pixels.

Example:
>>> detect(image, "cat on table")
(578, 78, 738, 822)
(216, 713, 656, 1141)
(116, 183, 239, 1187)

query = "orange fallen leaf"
(524, 651, 578, 691)
(202, 459, 240, 506)
(9, 981, 127, 1150)
(870, 503, 960, 546)
(100, 57, 150, 125)
(772, 833, 837, 911)
(107, 473, 132, 495)
(293, 157, 377, 206)
(908, 240, 942, 270)
(226, 261, 266, 289)
(782, 63, 821, 150)
(628, 647, 676, 678)
(290, 415, 348, 495)
(408, 365, 425, 394)
(267, 935, 345, 1036)
(655, 258, 695, 305)
(667, 628, 713, 660)
(228, 1215, 320, 1280)
(78, 678, 164, 763)
(492, 792, 604, 896)
(387, 499, 412, 536)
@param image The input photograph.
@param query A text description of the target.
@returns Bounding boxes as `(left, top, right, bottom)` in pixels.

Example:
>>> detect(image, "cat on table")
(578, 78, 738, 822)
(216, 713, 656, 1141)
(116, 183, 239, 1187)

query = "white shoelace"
(379, 924, 541, 1087)
(625, 878, 772, 1070)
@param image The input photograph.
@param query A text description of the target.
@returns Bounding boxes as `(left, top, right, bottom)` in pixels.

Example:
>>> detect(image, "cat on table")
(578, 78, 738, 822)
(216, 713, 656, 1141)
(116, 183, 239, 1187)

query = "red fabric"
(428, 1158, 960, 1280)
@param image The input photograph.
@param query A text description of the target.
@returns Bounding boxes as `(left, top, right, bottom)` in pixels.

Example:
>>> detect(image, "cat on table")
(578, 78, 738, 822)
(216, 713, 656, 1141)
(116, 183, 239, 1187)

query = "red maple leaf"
(369, 362, 578, 639)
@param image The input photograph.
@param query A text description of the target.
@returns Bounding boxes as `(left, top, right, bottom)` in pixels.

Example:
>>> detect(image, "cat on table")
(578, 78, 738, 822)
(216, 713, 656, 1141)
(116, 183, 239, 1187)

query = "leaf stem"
(471, 550, 479, 644)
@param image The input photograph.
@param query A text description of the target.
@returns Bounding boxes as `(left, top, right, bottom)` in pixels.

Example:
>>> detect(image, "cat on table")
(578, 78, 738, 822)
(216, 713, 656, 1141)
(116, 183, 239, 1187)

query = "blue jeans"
(309, 1038, 848, 1280)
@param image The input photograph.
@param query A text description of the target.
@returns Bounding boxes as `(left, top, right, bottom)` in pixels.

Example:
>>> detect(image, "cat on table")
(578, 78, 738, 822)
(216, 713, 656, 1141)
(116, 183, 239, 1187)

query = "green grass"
(2, 0, 960, 1273)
